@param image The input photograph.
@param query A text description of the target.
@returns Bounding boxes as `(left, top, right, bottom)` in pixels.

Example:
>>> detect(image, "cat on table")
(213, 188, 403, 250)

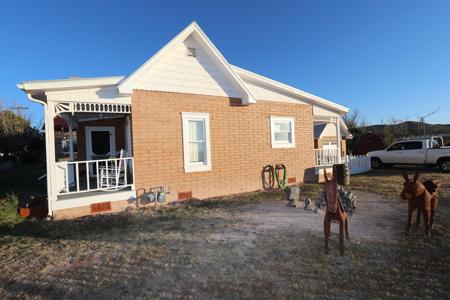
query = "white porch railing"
(315, 150, 371, 175)
(314, 149, 340, 167)
(55, 157, 135, 195)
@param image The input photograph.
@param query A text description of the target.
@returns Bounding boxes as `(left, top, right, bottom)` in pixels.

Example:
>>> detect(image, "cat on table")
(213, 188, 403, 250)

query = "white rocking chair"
(99, 149, 127, 190)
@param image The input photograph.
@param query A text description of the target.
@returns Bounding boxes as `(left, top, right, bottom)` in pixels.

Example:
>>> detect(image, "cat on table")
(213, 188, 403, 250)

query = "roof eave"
(17, 76, 124, 92)
(232, 65, 349, 114)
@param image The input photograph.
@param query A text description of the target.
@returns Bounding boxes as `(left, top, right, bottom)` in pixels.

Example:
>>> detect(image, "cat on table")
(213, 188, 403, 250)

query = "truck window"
(387, 143, 405, 151)
(431, 139, 440, 149)
(404, 141, 423, 150)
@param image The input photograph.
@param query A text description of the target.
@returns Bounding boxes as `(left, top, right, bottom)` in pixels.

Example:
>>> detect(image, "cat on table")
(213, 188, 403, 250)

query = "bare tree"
(381, 117, 409, 146)
(343, 108, 368, 153)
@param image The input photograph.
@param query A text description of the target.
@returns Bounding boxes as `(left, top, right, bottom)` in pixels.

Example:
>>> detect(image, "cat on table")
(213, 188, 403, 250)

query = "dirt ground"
(0, 166, 449, 299)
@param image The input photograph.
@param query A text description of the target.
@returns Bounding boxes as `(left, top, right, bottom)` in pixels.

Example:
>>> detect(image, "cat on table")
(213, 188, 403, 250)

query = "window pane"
(388, 143, 404, 151)
(275, 121, 290, 132)
(275, 132, 290, 142)
(405, 141, 422, 150)
(91, 131, 111, 155)
(188, 120, 204, 142)
(189, 142, 205, 163)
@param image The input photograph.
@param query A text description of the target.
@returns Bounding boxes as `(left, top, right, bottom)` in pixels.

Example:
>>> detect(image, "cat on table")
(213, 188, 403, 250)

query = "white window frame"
(181, 112, 212, 173)
(270, 116, 295, 148)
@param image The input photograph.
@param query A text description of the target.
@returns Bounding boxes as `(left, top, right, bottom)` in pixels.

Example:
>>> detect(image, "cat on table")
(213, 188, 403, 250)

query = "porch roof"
(17, 76, 124, 92)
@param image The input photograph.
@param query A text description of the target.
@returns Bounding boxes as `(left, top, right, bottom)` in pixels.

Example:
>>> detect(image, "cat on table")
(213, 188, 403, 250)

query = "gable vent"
(186, 47, 197, 57)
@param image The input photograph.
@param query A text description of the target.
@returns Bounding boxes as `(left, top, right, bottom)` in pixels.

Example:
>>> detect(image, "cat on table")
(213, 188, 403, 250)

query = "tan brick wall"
(53, 199, 137, 220)
(131, 90, 316, 201)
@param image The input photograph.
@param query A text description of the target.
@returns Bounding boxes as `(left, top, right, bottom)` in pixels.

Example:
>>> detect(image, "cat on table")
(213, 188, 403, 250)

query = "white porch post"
(68, 116, 74, 161)
(125, 115, 134, 188)
(45, 101, 57, 216)
(336, 117, 341, 163)
(125, 116, 132, 156)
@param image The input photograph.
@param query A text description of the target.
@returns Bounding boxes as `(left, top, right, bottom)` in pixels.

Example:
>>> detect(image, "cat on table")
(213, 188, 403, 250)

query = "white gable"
(241, 77, 307, 104)
(118, 22, 256, 104)
(133, 35, 241, 98)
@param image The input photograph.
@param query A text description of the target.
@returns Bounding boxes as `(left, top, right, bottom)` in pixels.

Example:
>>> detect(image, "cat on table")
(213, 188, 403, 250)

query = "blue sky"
(1, 0, 449, 125)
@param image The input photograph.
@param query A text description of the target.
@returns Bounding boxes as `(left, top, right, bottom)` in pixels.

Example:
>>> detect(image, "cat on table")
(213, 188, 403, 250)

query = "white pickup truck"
(367, 136, 450, 172)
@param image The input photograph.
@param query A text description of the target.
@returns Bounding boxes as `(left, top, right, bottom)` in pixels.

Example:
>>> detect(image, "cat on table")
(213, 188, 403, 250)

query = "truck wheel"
(439, 158, 450, 173)
(371, 158, 382, 169)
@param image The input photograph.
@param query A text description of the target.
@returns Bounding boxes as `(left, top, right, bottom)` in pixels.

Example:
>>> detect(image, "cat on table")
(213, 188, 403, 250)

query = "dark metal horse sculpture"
(323, 172, 349, 255)
(401, 172, 440, 237)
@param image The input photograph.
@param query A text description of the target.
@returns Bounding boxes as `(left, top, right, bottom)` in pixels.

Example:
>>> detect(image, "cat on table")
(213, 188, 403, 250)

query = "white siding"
(133, 35, 241, 98)
(313, 105, 340, 117)
(241, 78, 307, 104)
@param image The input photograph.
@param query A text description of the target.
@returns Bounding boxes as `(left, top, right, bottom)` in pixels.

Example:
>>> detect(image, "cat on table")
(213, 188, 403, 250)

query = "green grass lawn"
(0, 163, 46, 227)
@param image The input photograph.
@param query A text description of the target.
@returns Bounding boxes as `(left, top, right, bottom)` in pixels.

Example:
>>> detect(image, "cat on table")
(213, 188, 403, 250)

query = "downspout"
(24, 92, 54, 218)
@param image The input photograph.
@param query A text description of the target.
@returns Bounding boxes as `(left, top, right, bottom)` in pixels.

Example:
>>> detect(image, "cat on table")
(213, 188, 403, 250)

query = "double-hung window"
(181, 112, 212, 172)
(270, 116, 295, 148)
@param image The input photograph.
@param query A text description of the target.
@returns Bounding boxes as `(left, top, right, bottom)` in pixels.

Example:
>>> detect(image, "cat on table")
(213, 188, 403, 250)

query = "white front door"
(85, 126, 116, 175)
(323, 141, 338, 150)
(322, 141, 338, 164)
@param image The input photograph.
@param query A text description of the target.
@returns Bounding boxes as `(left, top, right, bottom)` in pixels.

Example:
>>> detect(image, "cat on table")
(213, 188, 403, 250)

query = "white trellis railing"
(55, 157, 135, 195)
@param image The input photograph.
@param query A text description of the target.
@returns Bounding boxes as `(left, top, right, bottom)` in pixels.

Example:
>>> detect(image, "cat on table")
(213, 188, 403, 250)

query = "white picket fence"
(344, 155, 371, 175)
(315, 149, 371, 175)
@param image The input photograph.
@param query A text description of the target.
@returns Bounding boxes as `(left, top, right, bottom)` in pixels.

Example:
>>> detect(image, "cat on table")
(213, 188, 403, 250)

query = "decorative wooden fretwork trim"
(53, 102, 131, 116)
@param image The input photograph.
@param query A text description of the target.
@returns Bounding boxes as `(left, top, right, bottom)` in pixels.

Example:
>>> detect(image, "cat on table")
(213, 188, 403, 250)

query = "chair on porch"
(99, 149, 127, 190)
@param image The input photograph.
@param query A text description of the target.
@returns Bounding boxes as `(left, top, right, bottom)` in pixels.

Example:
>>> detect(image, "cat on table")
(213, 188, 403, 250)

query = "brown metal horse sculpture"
(401, 172, 440, 237)
(323, 172, 349, 255)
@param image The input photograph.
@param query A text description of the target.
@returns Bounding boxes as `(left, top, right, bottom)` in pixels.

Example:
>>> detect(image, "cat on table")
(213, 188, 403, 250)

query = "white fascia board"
(17, 76, 124, 92)
(45, 87, 131, 104)
(117, 22, 256, 104)
(232, 65, 349, 113)
(339, 117, 353, 139)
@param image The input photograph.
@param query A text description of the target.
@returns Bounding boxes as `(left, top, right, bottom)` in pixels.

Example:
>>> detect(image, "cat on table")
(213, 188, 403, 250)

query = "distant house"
(18, 22, 349, 219)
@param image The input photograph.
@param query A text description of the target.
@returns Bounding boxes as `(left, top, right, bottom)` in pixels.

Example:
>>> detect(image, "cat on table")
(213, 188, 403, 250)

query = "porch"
(45, 99, 136, 210)
(313, 115, 370, 175)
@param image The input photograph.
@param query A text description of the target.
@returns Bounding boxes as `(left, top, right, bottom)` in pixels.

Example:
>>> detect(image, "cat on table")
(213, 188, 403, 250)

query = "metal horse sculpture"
(323, 172, 349, 255)
(401, 172, 440, 237)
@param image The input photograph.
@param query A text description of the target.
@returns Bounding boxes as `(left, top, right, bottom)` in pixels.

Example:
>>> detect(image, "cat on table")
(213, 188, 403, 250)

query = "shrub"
(0, 110, 44, 163)
(0, 192, 24, 227)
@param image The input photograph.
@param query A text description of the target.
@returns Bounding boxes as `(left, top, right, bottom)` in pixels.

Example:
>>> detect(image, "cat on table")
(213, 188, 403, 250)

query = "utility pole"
(9, 106, 29, 116)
